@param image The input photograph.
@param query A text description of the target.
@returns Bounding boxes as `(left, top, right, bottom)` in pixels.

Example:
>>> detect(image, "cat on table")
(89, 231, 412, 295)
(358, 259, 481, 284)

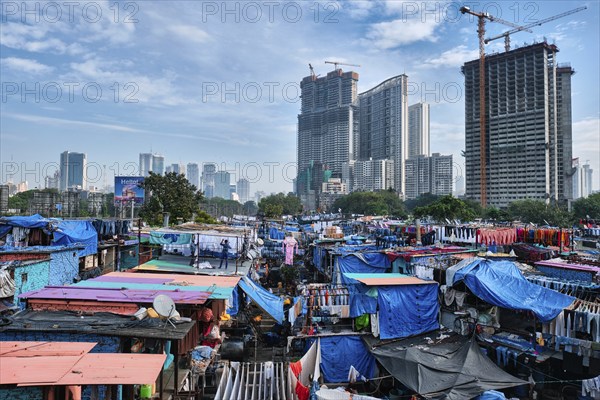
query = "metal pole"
(236, 236, 239, 274)
(159, 340, 164, 400)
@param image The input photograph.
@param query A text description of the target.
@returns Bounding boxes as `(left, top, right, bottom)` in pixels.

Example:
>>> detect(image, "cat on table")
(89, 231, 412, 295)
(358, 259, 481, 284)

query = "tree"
(572, 193, 600, 220)
(258, 193, 302, 217)
(506, 199, 572, 227)
(243, 201, 258, 216)
(413, 195, 476, 222)
(332, 190, 407, 217)
(139, 172, 206, 226)
(404, 193, 440, 212)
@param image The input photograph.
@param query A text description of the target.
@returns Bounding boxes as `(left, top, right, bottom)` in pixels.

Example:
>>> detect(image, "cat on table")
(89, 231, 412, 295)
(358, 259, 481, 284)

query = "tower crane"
(485, 6, 587, 52)
(309, 63, 317, 79)
(460, 5, 586, 207)
(324, 61, 361, 70)
(460, 6, 533, 207)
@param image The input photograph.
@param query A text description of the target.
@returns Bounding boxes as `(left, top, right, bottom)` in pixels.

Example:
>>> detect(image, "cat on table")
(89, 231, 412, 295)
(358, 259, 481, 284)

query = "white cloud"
(167, 25, 210, 44)
(2, 57, 53, 74)
(366, 18, 439, 48)
(424, 45, 478, 68)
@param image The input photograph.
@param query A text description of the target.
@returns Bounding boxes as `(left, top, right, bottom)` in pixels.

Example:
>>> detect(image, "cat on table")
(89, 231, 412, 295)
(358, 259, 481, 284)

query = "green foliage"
(203, 197, 244, 218)
(243, 201, 258, 216)
(139, 172, 205, 226)
(483, 206, 509, 221)
(572, 193, 600, 220)
(413, 195, 476, 222)
(506, 199, 572, 227)
(404, 193, 440, 212)
(332, 190, 407, 218)
(258, 193, 302, 218)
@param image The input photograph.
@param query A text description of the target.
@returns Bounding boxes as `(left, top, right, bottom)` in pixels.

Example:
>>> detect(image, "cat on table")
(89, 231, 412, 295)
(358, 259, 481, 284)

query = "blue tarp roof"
(238, 276, 284, 323)
(0, 214, 49, 228)
(52, 220, 98, 257)
(336, 252, 390, 285)
(451, 258, 575, 322)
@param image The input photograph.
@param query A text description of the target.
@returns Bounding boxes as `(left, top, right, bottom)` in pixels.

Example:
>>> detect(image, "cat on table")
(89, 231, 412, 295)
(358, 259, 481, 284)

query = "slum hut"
(0, 310, 195, 400)
(442, 258, 595, 398)
(0, 245, 82, 307)
(0, 341, 165, 400)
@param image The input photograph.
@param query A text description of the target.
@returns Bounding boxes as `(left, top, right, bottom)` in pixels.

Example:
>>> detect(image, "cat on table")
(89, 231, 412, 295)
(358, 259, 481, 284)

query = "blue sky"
(1, 0, 598, 195)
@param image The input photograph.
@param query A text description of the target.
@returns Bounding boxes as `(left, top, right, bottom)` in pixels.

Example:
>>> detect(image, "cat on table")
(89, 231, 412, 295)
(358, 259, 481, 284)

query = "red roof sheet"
(0, 341, 166, 386)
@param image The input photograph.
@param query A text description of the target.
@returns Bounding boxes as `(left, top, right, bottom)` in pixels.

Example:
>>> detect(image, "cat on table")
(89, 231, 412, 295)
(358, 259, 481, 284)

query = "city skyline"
(1, 1, 598, 195)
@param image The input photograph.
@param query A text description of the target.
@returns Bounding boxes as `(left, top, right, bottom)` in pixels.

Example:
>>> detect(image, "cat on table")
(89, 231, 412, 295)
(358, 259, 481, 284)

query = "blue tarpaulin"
(149, 232, 192, 245)
(318, 336, 377, 383)
(52, 220, 98, 257)
(377, 284, 440, 339)
(0, 214, 49, 228)
(348, 285, 378, 318)
(227, 287, 239, 316)
(452, 259, 575, 322)
(475, 390, 507, 400)
(337, 252, 390, 285)
(238, 276, 284, 323)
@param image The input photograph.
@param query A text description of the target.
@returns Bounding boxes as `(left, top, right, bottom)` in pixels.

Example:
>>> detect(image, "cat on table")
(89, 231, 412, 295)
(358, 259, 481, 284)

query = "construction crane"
(459, 5, 585, 207)
(460, 6, 533, 207)
(309, 63, 317, 79)
(324, 61, 361, 70)
(485, 6, 587, 52)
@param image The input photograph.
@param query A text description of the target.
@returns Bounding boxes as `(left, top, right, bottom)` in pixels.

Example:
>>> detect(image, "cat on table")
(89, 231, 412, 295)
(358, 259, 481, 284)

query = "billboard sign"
(114, 176, 145, 205)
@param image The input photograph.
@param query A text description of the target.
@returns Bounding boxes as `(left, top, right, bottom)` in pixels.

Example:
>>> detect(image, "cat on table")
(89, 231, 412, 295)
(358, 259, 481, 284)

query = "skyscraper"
(214, 171, 231, 199)
(358, 75, 409, 195)
(352, 159, 394, 192)
(186, 163, 200, 189)
(463, 42, 573, 207)
(139, 153, 153, 177)
(169, 164, 181, 175)
(202, 163, 216, 198)
(573, 158, 594, 199)
(152, 154, 165, 175)
(408, 102, 430, 157)
(296, 69, 360, 209)
(236, 178, 250, 203)
(59, 151, 86, 191)
(405, 153, 453, 199)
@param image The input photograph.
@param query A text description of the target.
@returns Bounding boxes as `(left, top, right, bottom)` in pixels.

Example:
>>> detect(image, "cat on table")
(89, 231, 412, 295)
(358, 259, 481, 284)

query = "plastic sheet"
(452, 258, 575, 322)
(51, 220, 98, 257)
(305, 336, 377, 384)
(377, 284, 439, 339)
(338, 253, 390, 285)
(238, 276, 284, 323)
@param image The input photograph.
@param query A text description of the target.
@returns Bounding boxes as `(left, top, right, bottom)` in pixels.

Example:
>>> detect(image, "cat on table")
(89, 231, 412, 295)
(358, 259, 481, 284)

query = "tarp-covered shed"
(367, 332, 526, 400)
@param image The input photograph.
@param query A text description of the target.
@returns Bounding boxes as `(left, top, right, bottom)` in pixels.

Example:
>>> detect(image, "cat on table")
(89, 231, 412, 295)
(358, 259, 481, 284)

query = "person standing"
(219, 239, 231, 269)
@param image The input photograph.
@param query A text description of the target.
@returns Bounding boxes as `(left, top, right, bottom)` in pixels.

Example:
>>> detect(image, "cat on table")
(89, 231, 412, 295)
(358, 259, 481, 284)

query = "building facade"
(186, 163, 200, 189)
(296, 69, 359, 209)
(214, 171, 231, 200)
(463, 42, 573, 208)
(202, 163, 217, 198)
(352, 159, 395, 192)
(59, 151, 86, 191)
(358, 75, 409, 195)
(139, 153, 153, 177)
(408, 102, 430, 158)
(405, 153, 453, 199)
(151, 155, 165, 175)
(573, 158, 594, 199)
(236, 178, 250, 204)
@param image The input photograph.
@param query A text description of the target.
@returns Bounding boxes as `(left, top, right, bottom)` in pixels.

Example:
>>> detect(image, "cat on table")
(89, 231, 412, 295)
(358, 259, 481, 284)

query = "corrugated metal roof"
(21, 286, 210, 305)
(343, 273, 437, 286)
(70, 271, 240, 299)
(0, 341, 166, 386)
(20, 353, 166, 386)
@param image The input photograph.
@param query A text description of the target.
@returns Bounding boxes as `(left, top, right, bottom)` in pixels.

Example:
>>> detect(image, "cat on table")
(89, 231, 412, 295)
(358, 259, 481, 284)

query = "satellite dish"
(153, 295, 176, 328)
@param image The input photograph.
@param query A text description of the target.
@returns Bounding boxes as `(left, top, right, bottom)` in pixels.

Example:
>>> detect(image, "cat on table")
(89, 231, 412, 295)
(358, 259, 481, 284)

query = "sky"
(1, 0, 599, 196)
